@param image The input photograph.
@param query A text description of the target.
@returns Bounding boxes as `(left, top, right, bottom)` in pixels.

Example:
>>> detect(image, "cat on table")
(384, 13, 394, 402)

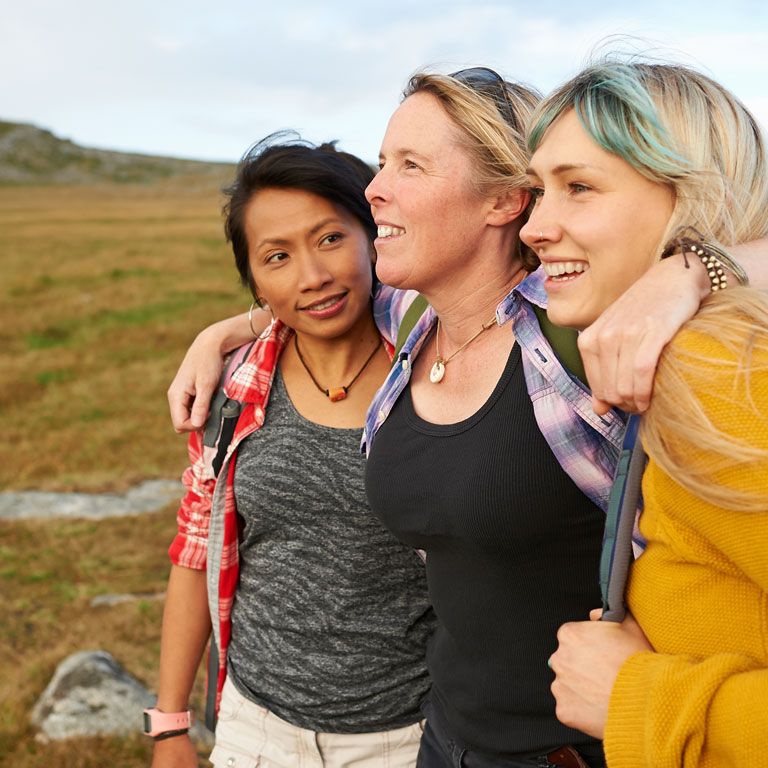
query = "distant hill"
(0, 120, 234, 185)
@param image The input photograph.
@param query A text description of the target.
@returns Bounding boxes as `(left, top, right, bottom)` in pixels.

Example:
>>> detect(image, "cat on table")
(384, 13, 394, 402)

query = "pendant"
(328, 387, 348, 402)
(429, 360, 445, 384)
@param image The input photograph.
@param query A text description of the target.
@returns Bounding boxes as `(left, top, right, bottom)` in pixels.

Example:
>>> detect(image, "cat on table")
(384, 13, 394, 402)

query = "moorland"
(0, 122, 243, 766)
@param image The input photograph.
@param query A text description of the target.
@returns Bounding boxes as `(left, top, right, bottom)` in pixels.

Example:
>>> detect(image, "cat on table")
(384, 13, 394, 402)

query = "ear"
(486, 188, 530, 227)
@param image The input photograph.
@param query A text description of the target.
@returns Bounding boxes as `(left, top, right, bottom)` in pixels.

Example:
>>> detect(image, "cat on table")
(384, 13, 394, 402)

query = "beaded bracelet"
(661, 236, 749, 293)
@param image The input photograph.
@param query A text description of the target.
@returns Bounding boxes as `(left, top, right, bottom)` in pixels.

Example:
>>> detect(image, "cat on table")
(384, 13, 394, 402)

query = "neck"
(290, 308, 380, 382)
(425, 261, 528, 341)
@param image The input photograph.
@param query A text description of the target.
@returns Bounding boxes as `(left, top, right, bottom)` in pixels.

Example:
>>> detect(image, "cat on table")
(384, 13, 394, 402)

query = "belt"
(546, 746, 591, 768)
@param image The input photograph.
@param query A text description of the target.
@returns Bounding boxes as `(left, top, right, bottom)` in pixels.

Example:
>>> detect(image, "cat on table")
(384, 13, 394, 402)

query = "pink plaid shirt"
(170, 286, 409, 714)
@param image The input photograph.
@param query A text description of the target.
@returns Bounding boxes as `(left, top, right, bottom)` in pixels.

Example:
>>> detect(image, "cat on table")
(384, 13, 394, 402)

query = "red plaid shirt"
(170, 291, 406, 714)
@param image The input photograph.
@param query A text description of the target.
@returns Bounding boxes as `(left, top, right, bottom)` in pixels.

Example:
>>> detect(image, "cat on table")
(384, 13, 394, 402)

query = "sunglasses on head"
(450, 67, 519, 131)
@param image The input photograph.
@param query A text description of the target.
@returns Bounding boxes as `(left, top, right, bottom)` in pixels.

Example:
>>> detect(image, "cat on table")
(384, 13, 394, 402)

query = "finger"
(579, 325, 621, 408)
(168, 390, 195, 434)
(589, 608, 603, 621)
(189, 394, 212, 430)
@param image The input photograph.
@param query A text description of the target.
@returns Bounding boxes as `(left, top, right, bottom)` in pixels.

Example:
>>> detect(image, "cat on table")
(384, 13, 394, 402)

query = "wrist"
(143, 707, 194, 739)
(663, 250, 712, 301)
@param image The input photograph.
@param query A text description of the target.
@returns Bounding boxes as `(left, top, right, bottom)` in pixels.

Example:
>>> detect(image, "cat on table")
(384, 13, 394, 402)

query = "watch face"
(143, 711, 152, 734)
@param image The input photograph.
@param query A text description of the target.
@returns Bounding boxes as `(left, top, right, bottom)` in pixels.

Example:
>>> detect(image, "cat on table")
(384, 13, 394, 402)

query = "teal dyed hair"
(527, 62, 692, 182)
(527, 61, 768, 247)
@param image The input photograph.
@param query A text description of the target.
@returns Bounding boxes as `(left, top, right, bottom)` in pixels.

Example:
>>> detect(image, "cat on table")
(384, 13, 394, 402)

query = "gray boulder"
(31, 650, 213, 745)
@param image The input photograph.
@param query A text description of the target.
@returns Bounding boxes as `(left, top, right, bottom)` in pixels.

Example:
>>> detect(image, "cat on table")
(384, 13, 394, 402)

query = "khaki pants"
(209, 677, 423, 768)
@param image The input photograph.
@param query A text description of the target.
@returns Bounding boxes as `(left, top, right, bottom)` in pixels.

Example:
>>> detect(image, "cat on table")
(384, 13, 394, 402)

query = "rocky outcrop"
(0, 120, 232, 185)
(31, 650, 213, 744)
(0, 478, 183, 520)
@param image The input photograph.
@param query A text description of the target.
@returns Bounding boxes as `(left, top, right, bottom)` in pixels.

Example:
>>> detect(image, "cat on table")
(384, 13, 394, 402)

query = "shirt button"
(378, 410, 386, 419)
(227, 758, 236, 767)
(401, 359, 409, 370)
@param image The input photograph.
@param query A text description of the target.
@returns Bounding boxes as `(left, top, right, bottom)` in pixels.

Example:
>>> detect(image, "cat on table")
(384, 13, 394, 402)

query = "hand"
(168, 312, 261, 432)
(578, 253, 709, 415)
(549, 609, 653, 739)
(168, 330, 226, 433)
(151, 732, 199, 768)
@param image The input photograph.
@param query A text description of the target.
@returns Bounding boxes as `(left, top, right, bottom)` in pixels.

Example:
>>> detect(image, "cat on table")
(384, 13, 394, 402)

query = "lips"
(299, 292, 348, 318)
(541, 260, 589, 282)
(376, 223, 406, 239)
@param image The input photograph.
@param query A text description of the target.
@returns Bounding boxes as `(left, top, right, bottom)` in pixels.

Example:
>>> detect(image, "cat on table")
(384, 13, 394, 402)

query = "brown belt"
(546, 746, 591, 768)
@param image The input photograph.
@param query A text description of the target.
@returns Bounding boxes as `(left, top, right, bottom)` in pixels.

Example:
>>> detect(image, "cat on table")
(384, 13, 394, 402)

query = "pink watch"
(142, 707, 194, 739)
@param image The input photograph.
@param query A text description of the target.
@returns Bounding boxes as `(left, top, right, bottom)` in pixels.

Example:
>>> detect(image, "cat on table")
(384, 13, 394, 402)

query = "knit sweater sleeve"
(604, 320, 768, 768)
(605, 651, 768, 767)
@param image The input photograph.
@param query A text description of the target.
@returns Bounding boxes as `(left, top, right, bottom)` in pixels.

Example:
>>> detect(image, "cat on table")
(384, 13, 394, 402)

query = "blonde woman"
(522, 61, 768, 767)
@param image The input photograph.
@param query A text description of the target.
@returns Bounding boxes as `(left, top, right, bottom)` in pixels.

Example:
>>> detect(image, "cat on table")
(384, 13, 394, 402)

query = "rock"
(0, 479, 183, 520)
(90, 592, 166, 608)
(31, 650, 213, 746)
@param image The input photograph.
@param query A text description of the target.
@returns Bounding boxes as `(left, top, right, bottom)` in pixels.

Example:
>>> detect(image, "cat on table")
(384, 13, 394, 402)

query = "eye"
(529, 186, 544, 202)
(320, 232, 344, 246)
(569, 182, 591, 194)
(404, 158, 420, 170)
(265, 251, 288, 264)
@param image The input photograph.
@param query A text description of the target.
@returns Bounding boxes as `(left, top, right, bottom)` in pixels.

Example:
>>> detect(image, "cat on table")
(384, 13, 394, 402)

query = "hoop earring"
(249, 299, 276, 340)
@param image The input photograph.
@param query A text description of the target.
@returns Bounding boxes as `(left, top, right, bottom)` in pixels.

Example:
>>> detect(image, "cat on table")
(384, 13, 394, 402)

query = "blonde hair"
(405, 72, 541, 271)
(528, 62, 768, 253)
(528, 60, 768, 510)
(643, 289, 768, 512)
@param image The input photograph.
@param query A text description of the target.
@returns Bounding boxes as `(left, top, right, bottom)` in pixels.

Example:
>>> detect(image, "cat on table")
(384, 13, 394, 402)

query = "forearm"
(198, 311, 257, 356)
(156, 565, 212, 712)
(729, 239, 768, 288)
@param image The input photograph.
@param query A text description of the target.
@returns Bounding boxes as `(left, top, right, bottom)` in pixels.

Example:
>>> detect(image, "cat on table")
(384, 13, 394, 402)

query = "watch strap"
(143, 707, 193, 738)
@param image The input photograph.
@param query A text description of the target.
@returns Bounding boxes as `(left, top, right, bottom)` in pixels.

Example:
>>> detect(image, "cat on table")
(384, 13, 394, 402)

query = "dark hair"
(223, 131, 377, 296)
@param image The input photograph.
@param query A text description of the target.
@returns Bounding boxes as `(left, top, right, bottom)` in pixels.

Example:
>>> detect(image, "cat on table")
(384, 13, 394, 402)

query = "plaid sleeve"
(168, 429, 214, 571)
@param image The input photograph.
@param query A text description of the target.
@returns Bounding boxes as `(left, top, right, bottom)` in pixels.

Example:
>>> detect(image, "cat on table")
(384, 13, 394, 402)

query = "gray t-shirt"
(228, 366, 434, 732)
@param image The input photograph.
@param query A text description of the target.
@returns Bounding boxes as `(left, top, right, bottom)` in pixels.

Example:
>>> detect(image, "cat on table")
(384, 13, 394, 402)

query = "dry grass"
(0, 178, 249, 492)
(0, 178, 248, 765)
(0, 508, 210, 766)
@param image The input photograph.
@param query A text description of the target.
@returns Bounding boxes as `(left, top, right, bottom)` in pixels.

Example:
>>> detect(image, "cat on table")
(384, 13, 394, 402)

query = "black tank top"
(365, 341, 605, 757)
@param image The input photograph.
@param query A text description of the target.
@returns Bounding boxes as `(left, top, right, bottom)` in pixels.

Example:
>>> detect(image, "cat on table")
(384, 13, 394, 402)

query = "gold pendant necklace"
(430, 313, 498, 384)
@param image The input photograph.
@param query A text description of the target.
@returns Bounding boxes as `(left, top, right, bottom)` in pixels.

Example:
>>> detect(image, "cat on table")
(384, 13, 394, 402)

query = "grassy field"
(0, 177, 246, 766)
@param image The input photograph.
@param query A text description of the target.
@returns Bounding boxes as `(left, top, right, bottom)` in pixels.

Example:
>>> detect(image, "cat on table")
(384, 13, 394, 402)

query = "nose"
(297, 251, 333, 293)
(519, 208, 549, 249)
(365, 166, 388, 206)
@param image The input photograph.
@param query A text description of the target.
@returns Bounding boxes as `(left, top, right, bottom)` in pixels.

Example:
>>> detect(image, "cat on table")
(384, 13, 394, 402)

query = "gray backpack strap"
(202, 340, 256, 477)
(205, 634, 219, 732)
(600, 414, 646, 623)
(200, 340, 255, 730)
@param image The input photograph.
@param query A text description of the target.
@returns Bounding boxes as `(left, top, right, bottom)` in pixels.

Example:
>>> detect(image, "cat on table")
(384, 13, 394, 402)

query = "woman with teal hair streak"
(522, 60, 768, 767)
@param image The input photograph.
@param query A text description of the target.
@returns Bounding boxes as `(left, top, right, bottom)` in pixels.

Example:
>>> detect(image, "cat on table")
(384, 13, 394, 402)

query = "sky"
(2, 1, 767, 165)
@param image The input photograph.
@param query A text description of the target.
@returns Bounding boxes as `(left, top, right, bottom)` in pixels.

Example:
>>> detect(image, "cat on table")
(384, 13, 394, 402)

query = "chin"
(545, 302, 586, 331)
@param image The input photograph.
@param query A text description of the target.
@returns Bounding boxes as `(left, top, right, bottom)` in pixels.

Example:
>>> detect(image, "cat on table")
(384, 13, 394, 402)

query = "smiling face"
(364, 92, 493, 294)
(520, 110, 676, 330)
(245, 187, 375, 341)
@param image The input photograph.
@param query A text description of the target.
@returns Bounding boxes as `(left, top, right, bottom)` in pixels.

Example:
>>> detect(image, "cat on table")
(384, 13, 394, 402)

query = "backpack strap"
(200, 339, 255, 732)
(393, 294, 430, 362)
(599, 413, 646, 622)
(202, 339, 256, 477)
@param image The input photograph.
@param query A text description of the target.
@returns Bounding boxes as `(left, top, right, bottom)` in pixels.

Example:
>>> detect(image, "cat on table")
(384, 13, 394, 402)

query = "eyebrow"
(379, 147, 432, 164)
(255, 217, 345, 250)
(525, 162, 593, 176)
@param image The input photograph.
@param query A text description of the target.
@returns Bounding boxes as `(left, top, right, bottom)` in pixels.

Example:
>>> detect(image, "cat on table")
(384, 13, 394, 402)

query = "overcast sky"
(2, 1, 767, 164)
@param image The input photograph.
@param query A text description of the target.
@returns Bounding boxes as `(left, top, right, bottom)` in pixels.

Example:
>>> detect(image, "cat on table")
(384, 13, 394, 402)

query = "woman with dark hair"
(150, 134, 434, 768)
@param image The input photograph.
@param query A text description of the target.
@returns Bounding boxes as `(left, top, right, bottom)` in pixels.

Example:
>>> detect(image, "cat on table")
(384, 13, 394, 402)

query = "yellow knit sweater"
(604, 323, 768, 768)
